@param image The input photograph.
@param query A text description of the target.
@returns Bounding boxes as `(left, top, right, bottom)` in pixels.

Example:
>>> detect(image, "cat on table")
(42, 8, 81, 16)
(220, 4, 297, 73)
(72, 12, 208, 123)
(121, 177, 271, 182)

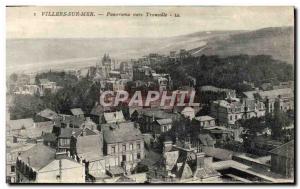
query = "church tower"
(102, 53, 112, 76)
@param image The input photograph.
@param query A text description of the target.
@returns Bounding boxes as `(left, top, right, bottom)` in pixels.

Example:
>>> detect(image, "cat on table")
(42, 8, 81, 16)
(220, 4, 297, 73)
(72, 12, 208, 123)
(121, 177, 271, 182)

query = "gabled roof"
(103, 111, 125, 123)
(103, 122, 143, 143)
(269, 140, 294, 158)
(195, 115, 215, 122)
(181, 107, 195, 113)
(36, 108, 58, 120)
(70, 108, 84, 116)
(156, 118, 172, 125)
(18, 144, 56, 170)
(76, 134, 103, 161)
(242, 91, 256, 99)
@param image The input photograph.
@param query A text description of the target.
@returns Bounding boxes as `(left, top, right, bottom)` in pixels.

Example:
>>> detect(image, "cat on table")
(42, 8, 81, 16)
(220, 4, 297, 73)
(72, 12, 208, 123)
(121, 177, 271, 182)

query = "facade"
(211, 98, 266, 126)
(132, 109, 179, 133)
(57, 127, 98, 152)
(152, 118, 173, 135)
(133, 65, 172, 91)
(102, 122, 145, 174)
(39, 79, 62, 96)
(243, 88, 294, 114)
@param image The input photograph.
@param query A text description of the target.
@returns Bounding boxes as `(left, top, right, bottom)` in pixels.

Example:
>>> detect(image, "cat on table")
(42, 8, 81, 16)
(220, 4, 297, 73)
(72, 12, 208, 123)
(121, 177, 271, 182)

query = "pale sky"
(6, 6, 294, 38)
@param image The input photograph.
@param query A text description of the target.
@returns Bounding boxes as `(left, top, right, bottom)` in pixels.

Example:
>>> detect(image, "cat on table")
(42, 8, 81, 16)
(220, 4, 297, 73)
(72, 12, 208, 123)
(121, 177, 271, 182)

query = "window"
(137, 143, 141, 150)
(111, 146, 116, 154)
(122, 155, 126, 162)
(137, 153, 141, 159)
(11, 166, 15, 173)
(56, 175, 61, 181)
(229, 115, 232, 121)
(129, 144, 133, 150)
(122, 144, 126, 151)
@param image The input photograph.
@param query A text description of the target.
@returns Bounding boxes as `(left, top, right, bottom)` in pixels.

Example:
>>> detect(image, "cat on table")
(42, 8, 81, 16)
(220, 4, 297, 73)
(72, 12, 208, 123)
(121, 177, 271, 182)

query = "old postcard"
(6, 6, 295, 184)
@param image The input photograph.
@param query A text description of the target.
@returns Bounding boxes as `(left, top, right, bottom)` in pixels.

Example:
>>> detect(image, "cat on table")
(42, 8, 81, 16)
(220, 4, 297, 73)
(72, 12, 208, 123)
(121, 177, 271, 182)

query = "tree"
(9, 73, 18, 83)
(266, 110, 292, 140)
(10, 95, 45, 119)
(239, 117, 267, 149)
(239, 117, 267, 137)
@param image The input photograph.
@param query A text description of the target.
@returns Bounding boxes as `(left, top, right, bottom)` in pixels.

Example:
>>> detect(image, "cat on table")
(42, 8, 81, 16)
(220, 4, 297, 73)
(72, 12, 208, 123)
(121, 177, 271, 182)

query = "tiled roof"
(19, 144, 56, 170)
(70, 108, 84, 116)
(103, 122, 143, 143)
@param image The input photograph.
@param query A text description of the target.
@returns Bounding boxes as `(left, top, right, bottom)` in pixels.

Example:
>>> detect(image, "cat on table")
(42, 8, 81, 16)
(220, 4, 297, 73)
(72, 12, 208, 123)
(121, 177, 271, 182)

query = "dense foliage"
(151, 54, 294, 93)
(10, 72, 101, 119)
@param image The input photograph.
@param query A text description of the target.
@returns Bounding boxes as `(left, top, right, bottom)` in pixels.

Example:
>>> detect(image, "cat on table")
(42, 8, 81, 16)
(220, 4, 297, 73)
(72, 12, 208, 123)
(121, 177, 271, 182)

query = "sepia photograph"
(5, 6, 295, 184)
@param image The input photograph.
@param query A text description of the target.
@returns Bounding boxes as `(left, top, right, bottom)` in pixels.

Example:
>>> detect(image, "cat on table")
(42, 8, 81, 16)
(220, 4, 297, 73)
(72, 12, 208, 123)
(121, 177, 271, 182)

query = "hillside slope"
(197, 27, 294, 64)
